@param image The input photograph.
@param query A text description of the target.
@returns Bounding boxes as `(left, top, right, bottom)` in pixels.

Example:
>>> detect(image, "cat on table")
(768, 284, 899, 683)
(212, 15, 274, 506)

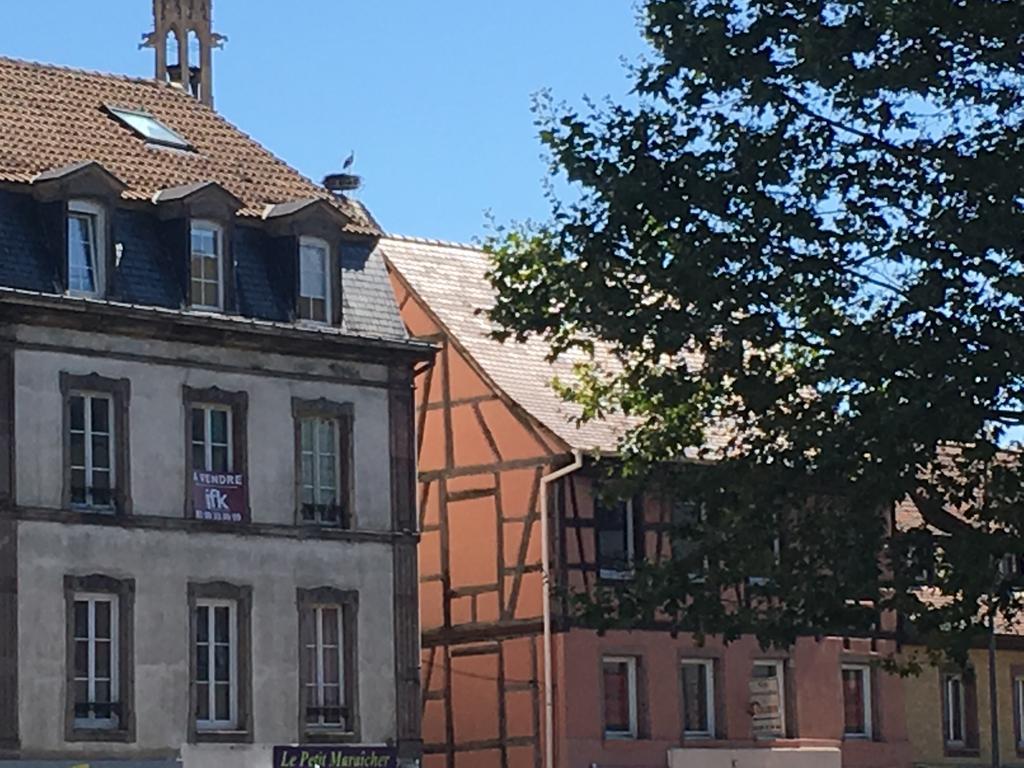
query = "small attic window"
(106, 106, 191, 150)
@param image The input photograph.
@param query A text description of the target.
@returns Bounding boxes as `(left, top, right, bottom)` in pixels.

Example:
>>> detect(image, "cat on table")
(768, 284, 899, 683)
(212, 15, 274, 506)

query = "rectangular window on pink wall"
(841, 664, 872, 738)
(602, 656, 637, 739)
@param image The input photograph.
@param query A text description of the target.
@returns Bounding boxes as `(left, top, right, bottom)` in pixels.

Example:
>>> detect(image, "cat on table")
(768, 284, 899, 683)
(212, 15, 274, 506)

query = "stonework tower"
(142, 0, 225, 107)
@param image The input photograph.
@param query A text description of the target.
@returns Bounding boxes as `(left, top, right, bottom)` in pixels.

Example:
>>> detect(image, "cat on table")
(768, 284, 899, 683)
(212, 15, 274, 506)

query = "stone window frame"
(186, 581, 253, 744)
(296, 587, 359, 743)
(60, 373, 132, 516)
(291, 398, 355, 529)
(63, 574, 135, 743)
(182, 386, 249, 521)
(1011, 664, 1024, 757)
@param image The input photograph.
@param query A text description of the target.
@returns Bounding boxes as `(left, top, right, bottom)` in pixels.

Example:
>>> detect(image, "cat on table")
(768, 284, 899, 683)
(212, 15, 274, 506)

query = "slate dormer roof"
(0, 55, 374, 234)
(0, 55, 418, 350)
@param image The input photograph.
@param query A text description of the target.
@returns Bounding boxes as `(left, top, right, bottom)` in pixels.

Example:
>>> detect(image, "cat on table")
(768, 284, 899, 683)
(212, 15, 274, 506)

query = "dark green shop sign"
(273, 746, 397, 768)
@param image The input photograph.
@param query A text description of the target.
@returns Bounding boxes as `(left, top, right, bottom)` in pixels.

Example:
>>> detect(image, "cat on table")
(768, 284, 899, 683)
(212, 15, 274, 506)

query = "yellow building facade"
(903, 642, 1024, 767)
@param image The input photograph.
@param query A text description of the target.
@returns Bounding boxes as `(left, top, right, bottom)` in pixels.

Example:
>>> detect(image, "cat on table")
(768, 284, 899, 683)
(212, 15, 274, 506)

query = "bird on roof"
(342, 151, 355, 171)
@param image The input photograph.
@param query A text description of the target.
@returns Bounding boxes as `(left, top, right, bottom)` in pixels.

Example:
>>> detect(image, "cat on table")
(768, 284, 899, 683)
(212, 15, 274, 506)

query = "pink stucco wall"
(554, 628, 912, 768)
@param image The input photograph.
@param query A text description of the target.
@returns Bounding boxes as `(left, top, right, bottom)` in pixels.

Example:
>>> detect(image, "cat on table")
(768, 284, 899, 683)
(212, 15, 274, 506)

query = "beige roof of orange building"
(0, 56, 376, 234)
(381, 235, 731, 455)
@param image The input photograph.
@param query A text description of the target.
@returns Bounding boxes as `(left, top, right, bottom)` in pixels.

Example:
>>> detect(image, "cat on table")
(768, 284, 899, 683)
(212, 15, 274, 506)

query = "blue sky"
(0, 1, 647, 243)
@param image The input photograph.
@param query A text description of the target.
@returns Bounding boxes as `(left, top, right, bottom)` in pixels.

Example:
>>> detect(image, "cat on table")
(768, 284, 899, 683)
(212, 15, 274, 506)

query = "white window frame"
(598, 498, 636, 581)
(300, 416, 341, 523)
(67, 200, 105, 298)
(680, 658, 715, 738)
(305, 604, 346, 729)
(841, 663, 873, 739)
(192, 404, 233, 472)
(194, 598, 238, 731)
(298, 236, 332, 323)
(944, 673, 967, 746)
(69, 391, 116, 510)
(189, 220, 224, 311)
(751, 659, 786, 739)
(602, 655, 638, 740)
(72, 592, 119, 729)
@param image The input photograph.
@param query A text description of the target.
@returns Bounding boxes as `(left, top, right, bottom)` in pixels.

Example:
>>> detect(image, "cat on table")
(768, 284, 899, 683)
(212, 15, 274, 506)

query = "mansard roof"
(0, 55, 376, 235)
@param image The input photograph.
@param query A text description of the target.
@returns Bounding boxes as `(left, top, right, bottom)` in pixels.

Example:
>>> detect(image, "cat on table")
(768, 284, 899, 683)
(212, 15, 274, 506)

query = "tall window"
(72, 594, 118, 728)
(67, 201, 103, 297)
(596, 498, 636, 580)
(299, 416, 342, 525)
(64, 575, 133, 740)
(681, 659, 715, 738)
(302, 604, 346, 729)
(190, 221, 222, 310)
(750, 660, 785, 739)
(192, 405, 232, 473)
(841, 664, 872, 739)
(299, 237, 331, 323)
(69, 392, 115, 509)
(602, 656, 638, 739)
(194, 599, 237, 730)
(944, 673, 966, 746)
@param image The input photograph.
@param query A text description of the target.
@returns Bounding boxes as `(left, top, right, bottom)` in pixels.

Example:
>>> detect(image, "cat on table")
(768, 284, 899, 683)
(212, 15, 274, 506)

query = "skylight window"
(106, 106, 191, 150)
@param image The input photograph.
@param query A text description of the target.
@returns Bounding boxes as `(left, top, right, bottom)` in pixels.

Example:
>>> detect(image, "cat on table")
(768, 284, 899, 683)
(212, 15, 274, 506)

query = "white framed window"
(194, 599, 238, 730)
(191, 405, 233, 473)
(300, 416, 342, 525)
(190, 221, 223, 310)
(67, 200, 104, 297)
(69, 392, 115, 509)
(681, 658, 715, 738)
(597, 498, 636, 580)
(750, 660, 785, 739)
(944, 673, 966, 746)
(602, 656, 638, 739)
(841, 664, 872, 739)
(302, 604, 346, 729)
(299, 236, 331, 323)
(72, 593, 119, 729)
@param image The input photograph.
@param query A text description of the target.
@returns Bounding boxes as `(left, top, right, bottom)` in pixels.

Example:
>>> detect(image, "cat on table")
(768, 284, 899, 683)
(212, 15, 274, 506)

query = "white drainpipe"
(540, 449, 584, 768)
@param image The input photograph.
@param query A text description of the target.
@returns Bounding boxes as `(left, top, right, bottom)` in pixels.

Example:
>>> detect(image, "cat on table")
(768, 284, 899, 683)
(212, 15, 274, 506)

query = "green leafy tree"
(487, 0, 1024, 664)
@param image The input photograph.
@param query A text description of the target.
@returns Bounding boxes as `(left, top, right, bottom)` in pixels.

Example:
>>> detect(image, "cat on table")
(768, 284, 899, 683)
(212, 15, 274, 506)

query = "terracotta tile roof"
(381, 235, 732, 455)
(0, 56, 376, 234)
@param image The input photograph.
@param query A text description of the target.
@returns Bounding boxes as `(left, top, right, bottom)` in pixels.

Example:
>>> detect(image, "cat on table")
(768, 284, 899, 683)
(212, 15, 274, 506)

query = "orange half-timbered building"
(383, 236, 915, 768)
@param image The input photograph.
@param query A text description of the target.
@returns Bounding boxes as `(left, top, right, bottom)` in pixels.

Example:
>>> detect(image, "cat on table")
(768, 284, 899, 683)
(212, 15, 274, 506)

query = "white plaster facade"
(7, 323, 418, 768)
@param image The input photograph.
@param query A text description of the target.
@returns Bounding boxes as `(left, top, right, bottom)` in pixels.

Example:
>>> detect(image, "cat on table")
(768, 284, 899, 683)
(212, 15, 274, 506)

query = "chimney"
(141, 0, 226, 107)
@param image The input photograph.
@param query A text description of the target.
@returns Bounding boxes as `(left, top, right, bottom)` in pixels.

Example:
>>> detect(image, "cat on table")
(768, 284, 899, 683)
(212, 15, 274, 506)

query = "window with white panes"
(841, 664, 872, 738)
(301, 604, 346, 729)
(602, 656, 638, 739)
(299, 237, 331, 323)
(681, 659, 715, 738)
(72, 593, 119, 728)
(194, 599, 237, 730)
(192, 405, 232, 473)
(190, 221, 223, 310)
(299, 416, 343, 525)
(944, 673, 967, 746)
(67, 201, 104, 296)
(69, 392, 115, 509)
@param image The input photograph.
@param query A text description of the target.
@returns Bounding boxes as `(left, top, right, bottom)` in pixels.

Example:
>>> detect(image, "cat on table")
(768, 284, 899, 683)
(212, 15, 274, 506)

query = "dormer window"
(299, 236, 331, 323)
(67, 200, 105, 297)
(190, 221, 223, 310)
